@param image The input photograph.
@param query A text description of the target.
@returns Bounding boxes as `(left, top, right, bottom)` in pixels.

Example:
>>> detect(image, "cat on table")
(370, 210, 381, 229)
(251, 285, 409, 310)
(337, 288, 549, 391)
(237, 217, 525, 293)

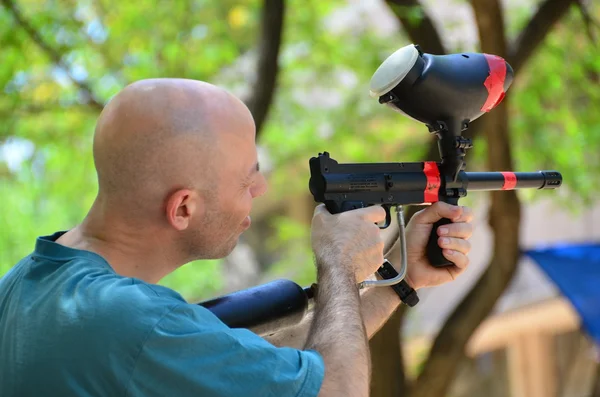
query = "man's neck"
(56, 210, 179, 284)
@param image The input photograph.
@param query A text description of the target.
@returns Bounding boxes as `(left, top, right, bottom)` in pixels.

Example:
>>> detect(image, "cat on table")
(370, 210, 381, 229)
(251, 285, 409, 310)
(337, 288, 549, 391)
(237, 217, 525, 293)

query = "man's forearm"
(264, 279, 402, 349)
(302, 265, 370, 397)
(265, 234, 404, 348)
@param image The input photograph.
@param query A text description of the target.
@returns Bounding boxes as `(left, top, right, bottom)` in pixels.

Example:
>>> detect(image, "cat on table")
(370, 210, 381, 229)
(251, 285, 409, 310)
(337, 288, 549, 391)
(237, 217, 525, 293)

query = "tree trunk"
(245, 0, 285, 138)
(385, 0, 445, 55)
(369, 5, 448, 396)
(369, 305, 409, 396)
(409, 1, 520, 395)
(592, 358, 600, 397)
(373, 0, 578, 395)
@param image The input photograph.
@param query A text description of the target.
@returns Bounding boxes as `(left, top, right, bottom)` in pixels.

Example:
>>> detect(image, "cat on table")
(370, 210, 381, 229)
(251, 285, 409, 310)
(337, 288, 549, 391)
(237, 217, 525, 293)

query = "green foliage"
(1, 0, 599, 300)
(510, 7, 600, 208)
(387, 4, 424, 28)
(160, 259, 224, 302)
(0, 0, 268, 299)
(265, 216, 316, 286)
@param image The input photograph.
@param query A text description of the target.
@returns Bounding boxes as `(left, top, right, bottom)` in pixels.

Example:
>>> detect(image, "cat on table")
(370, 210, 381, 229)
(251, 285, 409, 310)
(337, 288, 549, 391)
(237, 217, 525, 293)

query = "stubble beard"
(184, 207, 241, 261)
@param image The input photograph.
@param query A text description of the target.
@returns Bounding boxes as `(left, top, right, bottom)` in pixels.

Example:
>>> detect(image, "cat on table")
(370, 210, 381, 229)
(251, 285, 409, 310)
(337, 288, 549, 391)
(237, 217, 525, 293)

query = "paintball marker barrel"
(309, 152, 562, 219)
(466, 171, 562, 190)
(313, 168, 561, 196)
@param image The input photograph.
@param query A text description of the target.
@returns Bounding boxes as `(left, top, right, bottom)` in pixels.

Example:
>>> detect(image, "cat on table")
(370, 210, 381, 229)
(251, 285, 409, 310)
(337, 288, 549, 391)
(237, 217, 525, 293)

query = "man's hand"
(307, 204, 385, 397)
(268, 202, 473, 357)
(404, 202, 474, 289)
(311, 204, 386, 283)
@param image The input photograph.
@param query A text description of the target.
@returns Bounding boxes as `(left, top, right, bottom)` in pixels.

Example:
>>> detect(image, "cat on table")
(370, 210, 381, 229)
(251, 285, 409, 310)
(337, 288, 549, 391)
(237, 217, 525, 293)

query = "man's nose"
(252, 174, 268, 198)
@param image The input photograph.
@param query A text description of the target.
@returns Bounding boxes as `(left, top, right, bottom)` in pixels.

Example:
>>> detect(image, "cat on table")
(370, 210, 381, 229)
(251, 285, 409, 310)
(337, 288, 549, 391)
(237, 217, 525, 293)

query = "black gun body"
(309, 152, 562, 266)
(312, 159, 560, 206)
(322, 162, 430, 210)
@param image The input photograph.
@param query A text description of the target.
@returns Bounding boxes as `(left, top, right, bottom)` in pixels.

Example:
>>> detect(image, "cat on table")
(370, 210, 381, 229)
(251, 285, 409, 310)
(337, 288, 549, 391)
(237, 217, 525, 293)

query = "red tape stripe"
(424, 162, 440, 202)
(481, 54, 507, 112)
(501, 172, 517, 190)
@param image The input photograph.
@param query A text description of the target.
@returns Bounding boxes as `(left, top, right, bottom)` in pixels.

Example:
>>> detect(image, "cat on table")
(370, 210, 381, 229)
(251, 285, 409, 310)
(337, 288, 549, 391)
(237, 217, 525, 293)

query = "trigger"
(378, 205, 392, 229)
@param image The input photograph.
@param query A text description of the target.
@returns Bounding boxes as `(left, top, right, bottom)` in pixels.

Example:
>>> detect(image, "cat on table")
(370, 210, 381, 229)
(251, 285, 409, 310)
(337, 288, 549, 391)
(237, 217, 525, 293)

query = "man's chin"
(187, 236, 242, 262)
(209, 239, 240, 260)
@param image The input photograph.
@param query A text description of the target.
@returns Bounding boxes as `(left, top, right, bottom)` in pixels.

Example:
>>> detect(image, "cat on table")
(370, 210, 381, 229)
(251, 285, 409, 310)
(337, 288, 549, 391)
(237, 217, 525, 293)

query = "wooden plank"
(466, 297, 580, 356)
(507, 333, 558, 397)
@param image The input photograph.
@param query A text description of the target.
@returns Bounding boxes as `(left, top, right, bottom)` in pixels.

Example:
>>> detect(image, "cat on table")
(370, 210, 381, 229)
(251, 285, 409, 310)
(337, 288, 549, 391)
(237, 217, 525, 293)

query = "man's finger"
(443, 250, 469, 270)
(446, 263, 468, 281)
(313, 203, 329, 216)
(438, 237, 471, 255)
(452, 206, 474, 223)
(437, 222, 473, 239)
(315, 203, 387, 224)
(352, 205, 387, 224)
(413, 201, 462, 224)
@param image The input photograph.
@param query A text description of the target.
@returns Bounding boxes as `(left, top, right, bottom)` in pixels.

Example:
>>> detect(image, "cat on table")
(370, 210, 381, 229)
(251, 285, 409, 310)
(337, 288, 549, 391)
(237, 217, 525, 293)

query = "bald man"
(0, 79, 474, 397)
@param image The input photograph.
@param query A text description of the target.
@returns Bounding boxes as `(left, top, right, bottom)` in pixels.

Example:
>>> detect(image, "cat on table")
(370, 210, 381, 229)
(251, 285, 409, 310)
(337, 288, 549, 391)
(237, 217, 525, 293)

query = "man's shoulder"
(15, 249, 191, 340)
(127, 301, 326, 397)
(69, 264, 190, 333)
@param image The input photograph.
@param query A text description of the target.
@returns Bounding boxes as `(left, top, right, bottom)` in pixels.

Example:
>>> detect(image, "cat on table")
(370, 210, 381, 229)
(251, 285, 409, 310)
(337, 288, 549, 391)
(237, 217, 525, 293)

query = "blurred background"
(1, 0, 599, 396)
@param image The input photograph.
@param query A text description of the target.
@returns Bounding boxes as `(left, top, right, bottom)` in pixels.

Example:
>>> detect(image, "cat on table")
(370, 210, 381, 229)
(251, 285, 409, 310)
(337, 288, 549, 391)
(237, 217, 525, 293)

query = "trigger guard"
(378, 206, 392, 229)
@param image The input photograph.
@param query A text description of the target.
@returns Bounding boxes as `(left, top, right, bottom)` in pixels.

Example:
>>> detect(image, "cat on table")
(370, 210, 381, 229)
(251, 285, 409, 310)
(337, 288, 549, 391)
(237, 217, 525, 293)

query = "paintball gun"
(199, 44, 563, 335)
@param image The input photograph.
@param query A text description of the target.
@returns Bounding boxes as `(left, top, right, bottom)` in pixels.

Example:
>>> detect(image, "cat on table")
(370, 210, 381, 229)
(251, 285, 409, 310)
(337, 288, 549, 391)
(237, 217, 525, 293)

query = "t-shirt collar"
(34, 231, 113, 269)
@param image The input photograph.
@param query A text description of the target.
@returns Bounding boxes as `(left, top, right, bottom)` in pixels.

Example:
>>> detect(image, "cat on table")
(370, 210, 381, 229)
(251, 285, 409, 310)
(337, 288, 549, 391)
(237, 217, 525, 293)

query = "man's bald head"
(92, 78, 255, 220)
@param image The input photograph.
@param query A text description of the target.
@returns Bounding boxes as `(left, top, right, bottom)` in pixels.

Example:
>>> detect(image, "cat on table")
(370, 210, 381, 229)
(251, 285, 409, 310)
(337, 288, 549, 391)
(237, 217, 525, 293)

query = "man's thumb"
(414, 202, 461, 224)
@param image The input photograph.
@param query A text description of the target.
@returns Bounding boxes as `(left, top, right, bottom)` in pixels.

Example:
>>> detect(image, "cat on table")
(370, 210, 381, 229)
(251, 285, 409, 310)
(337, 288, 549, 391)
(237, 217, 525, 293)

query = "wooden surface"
(466, 297, 581, 356)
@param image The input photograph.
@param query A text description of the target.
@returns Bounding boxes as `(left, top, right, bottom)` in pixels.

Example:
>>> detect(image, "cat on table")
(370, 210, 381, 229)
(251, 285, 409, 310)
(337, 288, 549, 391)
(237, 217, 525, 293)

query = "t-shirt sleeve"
(125, 303, 324, 397)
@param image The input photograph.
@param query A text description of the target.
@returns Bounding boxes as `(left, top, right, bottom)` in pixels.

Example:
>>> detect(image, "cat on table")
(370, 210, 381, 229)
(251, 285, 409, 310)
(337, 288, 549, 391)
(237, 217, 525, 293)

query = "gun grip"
(426, 217, 455, 267)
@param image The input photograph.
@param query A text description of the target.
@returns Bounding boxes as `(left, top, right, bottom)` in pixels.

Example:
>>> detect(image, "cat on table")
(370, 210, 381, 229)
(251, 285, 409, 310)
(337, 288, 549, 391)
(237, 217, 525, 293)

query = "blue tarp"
(525, 243, 600, 345)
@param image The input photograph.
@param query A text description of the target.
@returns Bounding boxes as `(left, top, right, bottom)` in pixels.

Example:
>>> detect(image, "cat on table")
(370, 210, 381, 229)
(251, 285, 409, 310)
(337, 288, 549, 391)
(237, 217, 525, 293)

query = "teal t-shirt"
(0, 232, 324, 397)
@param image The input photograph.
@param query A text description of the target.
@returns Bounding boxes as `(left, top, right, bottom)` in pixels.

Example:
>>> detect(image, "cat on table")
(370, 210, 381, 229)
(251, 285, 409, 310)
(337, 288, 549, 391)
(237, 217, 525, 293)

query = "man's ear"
(165, 189, 202, 231)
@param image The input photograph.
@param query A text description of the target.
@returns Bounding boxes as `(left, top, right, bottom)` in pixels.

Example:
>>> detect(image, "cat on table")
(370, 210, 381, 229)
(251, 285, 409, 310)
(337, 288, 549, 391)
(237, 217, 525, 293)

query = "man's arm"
(302, 264, 372, 397)
(264, 273, 400, 349)
(293, 204, 388, 397)
(264, 225, 404, 349)
(264, 202, 474, 349)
